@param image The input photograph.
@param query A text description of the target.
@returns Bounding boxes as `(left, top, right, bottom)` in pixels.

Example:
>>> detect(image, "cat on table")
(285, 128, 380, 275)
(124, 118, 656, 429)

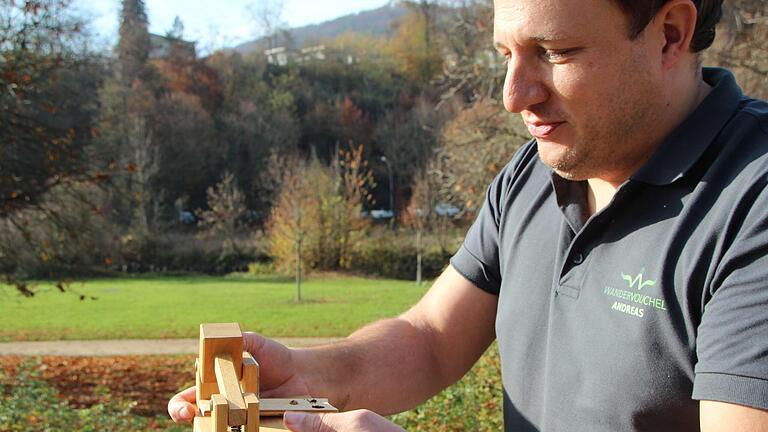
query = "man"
(170, 0, 768, 430)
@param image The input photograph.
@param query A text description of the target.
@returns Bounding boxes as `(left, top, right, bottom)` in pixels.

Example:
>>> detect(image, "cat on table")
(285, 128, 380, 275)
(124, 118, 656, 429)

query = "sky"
(76, 0, 392, 53)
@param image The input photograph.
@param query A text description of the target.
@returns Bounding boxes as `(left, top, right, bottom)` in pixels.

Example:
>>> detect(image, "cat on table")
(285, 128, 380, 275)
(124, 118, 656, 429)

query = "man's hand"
(283, 410, 405, 432)
(168, 332, 312, 423)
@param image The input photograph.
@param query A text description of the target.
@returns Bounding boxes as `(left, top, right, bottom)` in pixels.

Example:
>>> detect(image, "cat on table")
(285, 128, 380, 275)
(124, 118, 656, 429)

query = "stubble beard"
(543, 57, 660, 182)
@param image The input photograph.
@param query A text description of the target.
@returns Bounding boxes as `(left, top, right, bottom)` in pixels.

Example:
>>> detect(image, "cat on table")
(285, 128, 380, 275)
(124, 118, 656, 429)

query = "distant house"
(265, 45, 358, 66)
(265, 47, 290, 66)
(149, 34, 196, 61)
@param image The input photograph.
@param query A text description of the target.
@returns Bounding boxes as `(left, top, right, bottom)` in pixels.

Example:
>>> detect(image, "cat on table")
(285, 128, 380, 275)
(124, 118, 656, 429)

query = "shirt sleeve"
(450, 145, 531, 296)
(692, 184, 768, 410)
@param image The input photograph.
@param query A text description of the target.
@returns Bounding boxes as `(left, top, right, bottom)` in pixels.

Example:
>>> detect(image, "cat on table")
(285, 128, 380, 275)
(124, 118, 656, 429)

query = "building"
(149, 34, 196, 61)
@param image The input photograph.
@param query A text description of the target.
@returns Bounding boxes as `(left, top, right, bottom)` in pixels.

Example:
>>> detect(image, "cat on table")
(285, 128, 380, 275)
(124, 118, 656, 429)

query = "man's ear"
(654, 0, 698, 69)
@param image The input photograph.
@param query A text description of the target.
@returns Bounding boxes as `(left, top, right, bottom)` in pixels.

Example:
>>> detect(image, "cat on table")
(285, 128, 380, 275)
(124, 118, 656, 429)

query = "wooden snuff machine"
(193, 323, 337, 432)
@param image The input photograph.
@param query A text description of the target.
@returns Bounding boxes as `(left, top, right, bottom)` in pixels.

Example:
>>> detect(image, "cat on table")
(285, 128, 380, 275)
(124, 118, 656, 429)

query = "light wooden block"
(193, 415, 210, 432)
(197, 364, 219, 403)
(200, 323, 244, 383)
(241, 352, 259, 395)
(244, 393, 260, 432)
(211, 394, 229, 432)
(215, 353, 247, 426)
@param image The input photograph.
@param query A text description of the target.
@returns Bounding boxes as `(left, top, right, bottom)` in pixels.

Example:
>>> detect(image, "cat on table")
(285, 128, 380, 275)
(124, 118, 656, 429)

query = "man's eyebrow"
(494, 35, 574, 49)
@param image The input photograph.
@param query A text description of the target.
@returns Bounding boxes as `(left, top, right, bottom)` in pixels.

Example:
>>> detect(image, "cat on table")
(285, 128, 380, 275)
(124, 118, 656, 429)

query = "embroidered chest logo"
(603, 268, 666, 319)
(621, 270, 656, 290)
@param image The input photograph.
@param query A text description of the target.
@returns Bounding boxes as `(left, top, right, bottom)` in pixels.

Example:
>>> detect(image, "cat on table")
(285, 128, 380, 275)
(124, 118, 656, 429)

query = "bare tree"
(705, 0, 768, 99)
(248, 0, 288, 49)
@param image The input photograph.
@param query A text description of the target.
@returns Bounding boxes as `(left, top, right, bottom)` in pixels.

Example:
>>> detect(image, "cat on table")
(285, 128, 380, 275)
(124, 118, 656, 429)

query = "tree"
(196, 173, 247, 255)
(429, 100, 528, 218)
(704, 0, 767, 99)
(0, 0, 100, 217)
(267, 146, 375, 279)
(99, 0, 162, 236)
(167, 15, 185, 40)
(117, 0, 150, 85)
(387, 1, 443, 85)
(373, 96, 448, 194)
(433, 0, 503, 104)
(402, 173, 432, 284)
(0, 0, 106, 292)
(248, 0, 288, 49)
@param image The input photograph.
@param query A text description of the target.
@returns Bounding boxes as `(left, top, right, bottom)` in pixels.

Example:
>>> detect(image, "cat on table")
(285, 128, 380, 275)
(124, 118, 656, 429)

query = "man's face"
(494, 0, 667, 181)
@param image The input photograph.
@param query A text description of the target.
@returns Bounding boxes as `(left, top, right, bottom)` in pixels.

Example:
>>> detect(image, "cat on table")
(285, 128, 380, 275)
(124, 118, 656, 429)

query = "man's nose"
(503, 54, 548, 113)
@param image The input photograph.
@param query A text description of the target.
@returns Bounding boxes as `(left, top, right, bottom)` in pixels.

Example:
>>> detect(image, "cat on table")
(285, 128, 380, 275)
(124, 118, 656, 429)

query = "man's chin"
(537, 147, 588, 181)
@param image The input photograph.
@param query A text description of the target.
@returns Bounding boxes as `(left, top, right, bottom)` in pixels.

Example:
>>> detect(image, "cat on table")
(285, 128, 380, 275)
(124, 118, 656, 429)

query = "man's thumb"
(283, 412, 328, 432)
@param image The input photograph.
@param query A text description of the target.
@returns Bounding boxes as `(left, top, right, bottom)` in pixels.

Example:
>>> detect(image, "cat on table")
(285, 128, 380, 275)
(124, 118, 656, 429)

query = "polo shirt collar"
(631, 68, 743, 186)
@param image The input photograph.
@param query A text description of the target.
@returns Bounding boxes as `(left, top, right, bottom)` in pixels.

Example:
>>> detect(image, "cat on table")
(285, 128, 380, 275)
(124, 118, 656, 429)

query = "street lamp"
(380, 156, 394, 218)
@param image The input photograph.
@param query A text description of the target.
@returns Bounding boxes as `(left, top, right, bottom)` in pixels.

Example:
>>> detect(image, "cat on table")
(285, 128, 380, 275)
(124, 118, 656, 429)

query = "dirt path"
(0, 337, 341, 356)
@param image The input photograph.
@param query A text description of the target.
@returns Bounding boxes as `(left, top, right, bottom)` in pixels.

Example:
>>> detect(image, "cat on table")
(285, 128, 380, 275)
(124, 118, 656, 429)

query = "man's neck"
(586, 178, 617, 217)
(586, 73, 713, 217)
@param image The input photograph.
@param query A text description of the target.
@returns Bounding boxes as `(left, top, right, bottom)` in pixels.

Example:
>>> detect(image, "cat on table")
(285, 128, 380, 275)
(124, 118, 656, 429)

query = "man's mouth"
(526, 121, 565, 139)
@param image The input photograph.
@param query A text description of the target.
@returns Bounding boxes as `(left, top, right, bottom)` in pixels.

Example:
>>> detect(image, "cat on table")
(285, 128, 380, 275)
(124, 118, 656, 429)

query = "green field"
(0, 274, 429, 341)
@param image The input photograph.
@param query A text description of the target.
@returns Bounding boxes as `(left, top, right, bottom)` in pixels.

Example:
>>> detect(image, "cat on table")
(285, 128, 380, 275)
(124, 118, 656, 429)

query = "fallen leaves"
(0, 355, 195, 417)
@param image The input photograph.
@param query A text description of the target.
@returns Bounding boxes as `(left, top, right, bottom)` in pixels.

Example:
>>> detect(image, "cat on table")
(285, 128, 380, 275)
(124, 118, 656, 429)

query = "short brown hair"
(613, 0, 724, 52)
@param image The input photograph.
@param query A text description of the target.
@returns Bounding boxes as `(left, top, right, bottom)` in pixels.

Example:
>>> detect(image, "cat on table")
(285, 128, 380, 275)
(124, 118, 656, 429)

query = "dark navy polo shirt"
(450, 68, 768, 431)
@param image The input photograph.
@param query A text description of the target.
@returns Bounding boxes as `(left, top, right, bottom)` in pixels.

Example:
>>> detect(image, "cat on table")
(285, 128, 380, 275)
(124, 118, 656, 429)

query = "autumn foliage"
(267, 145, 375, 274)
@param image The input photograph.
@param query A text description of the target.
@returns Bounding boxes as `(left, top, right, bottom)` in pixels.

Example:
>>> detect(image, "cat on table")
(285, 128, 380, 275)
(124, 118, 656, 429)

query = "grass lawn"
(0, 274, 429, 341)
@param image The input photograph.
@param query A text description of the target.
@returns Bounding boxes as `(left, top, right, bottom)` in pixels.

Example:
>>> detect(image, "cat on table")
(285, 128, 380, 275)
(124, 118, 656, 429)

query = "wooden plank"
(244, 393, 260, 432)
(211, 394, 229, 432)
(241, 352, 259, 395)
(193, 415, 210, 432)
(259, 398, 338, 417)
(200, 323, 243, 383)
(197, 364, 218, 403)
(215, 353, 248, 426)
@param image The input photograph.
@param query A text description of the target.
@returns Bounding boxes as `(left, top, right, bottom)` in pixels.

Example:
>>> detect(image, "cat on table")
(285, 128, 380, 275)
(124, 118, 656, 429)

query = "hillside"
(234, 1, 407, 54)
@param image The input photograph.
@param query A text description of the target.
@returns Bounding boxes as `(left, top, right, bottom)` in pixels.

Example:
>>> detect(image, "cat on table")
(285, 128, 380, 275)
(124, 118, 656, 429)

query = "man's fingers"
(242, 331, 265, 355)
(283, 412, 332, 432)
(167, 386, 197, 423)
(283, 410, 405, 432)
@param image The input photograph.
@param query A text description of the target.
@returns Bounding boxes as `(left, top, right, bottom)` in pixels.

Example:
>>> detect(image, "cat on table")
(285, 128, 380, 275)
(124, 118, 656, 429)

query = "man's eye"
(541, 49, 574, 62)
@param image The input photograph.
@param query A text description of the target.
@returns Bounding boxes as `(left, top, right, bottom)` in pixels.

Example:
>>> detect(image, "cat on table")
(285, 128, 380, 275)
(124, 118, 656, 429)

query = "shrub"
(119, 230, 268, 275)
(0, 182, 121, 281)
(348, 228, 462, 280)
(390, 344, 503, 431)
(247, 260, 276, 276)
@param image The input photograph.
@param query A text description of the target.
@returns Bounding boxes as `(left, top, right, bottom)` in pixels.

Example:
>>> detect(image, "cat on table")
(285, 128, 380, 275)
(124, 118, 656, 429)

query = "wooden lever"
(215, 353, 247, 426)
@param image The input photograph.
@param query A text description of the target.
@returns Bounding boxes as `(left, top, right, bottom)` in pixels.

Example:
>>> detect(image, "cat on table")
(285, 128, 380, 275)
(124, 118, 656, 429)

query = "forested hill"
(234, 1, 407, 54)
